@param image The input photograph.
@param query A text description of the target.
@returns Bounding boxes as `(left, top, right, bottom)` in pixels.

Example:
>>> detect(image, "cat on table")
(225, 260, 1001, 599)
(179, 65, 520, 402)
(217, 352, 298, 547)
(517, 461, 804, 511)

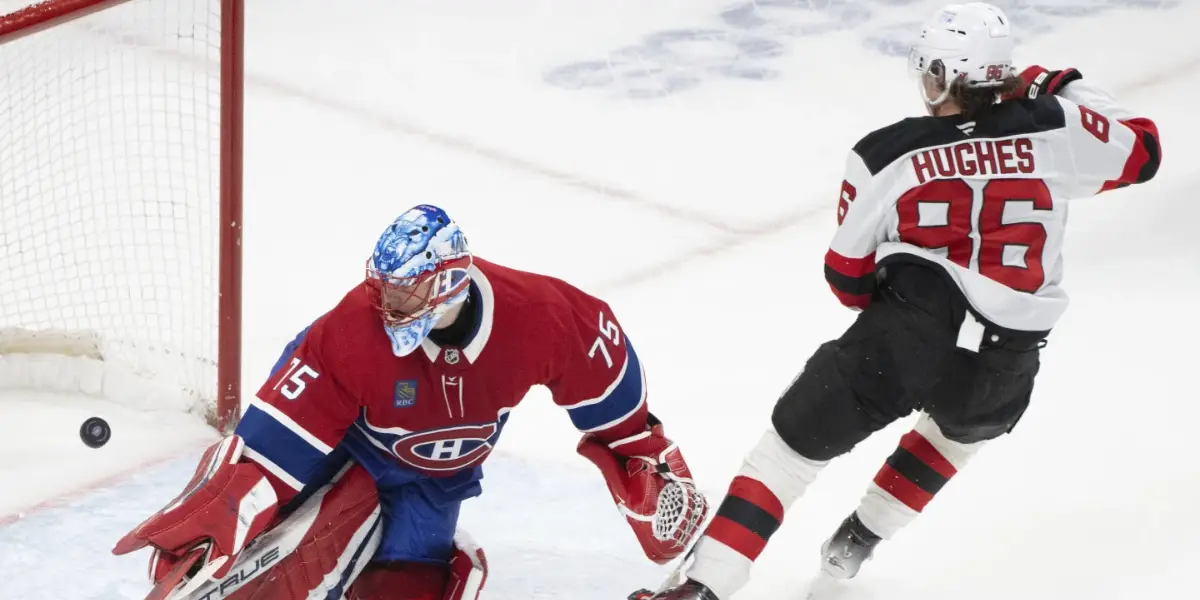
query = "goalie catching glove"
(112, 435, 279, 600)
(577, 414, 708, 564)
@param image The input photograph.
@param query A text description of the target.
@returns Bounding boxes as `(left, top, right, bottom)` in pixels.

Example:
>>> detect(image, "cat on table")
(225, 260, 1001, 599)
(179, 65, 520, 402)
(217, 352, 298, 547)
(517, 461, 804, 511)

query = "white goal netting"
(0, 0, 225, 417)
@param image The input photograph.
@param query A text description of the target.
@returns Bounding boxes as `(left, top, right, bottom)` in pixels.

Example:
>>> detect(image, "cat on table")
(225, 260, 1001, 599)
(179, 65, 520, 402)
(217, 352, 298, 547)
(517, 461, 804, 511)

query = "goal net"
(0, 0, 242, 429)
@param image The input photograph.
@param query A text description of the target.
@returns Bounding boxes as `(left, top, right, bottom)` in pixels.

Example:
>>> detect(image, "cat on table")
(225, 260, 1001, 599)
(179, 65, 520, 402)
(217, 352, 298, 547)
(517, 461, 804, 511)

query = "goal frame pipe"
(218, 0, 244, 434)
(0, 0, 245, 433)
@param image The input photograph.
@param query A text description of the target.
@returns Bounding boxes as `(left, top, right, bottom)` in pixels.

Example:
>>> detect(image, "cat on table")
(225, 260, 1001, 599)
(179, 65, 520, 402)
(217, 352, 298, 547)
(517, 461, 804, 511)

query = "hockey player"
(111, 204, 709, 600)
(640, 3, 1161, 599)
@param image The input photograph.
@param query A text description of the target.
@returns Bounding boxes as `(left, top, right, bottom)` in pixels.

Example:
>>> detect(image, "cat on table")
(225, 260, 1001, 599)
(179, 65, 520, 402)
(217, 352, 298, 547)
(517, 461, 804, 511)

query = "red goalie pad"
(136, 461, 383, 600)
(113, 434, 279, 594)
(216, 463, 383, 600)
(345, 530, 488, 600)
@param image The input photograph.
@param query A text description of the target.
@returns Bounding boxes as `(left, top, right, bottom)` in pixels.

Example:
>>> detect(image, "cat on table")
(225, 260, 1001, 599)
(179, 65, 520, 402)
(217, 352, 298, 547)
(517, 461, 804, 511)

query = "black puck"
(80, 417, 111, 448)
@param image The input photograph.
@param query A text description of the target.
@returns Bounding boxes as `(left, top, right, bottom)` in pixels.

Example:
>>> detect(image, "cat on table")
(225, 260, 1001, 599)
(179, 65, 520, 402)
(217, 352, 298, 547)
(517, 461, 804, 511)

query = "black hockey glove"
(1009, 65, 1083, 100)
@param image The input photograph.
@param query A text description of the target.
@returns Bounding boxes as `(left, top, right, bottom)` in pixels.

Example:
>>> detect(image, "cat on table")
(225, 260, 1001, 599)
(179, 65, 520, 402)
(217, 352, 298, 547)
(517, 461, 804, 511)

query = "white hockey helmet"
(908, 2, 1015, 109)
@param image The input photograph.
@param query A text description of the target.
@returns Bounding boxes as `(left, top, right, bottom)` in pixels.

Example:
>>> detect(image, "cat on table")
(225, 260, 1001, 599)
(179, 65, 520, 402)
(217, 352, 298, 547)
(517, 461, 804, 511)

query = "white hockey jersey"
(824, 79, 1161, 333)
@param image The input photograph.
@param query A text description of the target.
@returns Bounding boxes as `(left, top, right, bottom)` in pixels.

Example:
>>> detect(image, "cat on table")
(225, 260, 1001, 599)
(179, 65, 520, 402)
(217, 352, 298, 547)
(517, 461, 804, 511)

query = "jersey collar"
(420, 263, 494, 364)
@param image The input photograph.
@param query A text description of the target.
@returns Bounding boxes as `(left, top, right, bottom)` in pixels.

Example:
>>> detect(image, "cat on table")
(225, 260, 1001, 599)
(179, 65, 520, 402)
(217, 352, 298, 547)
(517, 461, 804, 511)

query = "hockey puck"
(80, 417, 111, 448)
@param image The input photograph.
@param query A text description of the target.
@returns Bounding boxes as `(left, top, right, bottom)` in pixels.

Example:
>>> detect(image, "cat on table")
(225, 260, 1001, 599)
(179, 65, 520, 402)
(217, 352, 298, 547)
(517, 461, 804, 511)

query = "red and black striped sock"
(685, 428, 828, 600)
(872, 429, 958, 514)
(704, 475, 785, 562)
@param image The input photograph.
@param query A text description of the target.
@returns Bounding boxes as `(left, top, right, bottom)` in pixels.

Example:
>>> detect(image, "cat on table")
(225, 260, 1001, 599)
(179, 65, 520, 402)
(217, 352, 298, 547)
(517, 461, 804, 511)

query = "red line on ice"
(0, 440, 211, 528)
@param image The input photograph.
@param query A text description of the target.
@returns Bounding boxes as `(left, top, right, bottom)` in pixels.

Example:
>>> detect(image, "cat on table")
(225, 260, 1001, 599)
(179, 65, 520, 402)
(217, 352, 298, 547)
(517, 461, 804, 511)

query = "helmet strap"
(919, 70, 953, 115)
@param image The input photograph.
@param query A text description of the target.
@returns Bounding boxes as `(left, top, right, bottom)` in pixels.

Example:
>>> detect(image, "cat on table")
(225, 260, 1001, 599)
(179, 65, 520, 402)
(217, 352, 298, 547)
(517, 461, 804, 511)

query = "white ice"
(1, 0, 1198, 598)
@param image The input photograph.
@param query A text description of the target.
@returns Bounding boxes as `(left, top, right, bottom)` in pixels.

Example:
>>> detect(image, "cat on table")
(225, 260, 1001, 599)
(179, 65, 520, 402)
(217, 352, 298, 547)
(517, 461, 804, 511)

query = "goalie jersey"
(234, 257, 650, 514)
(824, 79, 1161, 332)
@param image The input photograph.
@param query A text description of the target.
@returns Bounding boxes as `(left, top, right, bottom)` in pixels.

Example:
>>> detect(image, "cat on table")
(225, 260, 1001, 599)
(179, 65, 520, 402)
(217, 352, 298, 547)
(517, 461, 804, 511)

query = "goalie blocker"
(112, 435, 487, 600)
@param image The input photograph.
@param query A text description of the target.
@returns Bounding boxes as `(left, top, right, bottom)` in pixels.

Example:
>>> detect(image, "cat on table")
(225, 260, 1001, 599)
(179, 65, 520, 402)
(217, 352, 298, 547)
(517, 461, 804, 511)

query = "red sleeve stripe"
(824, 249, 876, 308)
(824, 249, 876, 278)
(1101, 117, 1161, 192)
(828, 284, 871, 310)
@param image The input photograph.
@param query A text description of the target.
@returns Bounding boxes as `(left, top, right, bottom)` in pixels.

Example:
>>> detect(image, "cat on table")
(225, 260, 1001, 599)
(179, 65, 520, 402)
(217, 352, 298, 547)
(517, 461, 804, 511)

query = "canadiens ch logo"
(390, 423, 501, 472)
(394, 380, 417, 408)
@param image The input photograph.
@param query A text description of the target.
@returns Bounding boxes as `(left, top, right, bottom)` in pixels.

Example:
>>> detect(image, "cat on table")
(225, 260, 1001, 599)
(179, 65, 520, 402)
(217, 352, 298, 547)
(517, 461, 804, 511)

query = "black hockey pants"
(772, 262, 1043, 462)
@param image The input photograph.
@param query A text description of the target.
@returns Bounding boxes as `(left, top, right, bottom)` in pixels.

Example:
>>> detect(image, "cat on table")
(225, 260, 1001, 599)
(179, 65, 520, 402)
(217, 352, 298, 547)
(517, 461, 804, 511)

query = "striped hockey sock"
(855, 413, 985, 540)
(685, 428, 827, 600)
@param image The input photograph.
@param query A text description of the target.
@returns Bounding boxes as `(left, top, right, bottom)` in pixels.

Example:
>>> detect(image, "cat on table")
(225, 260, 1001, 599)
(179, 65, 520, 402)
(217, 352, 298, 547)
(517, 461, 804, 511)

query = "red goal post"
(0, 0, 244, 432)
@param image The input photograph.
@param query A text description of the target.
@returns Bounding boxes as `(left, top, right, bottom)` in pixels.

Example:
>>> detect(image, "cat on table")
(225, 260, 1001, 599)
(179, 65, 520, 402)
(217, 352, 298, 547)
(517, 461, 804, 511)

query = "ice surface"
(1, 0, 1197, 598)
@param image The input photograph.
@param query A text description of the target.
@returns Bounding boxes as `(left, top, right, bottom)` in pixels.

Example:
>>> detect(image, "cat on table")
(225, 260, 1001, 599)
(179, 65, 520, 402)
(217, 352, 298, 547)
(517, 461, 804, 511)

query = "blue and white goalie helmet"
(366, 205, 473, 357)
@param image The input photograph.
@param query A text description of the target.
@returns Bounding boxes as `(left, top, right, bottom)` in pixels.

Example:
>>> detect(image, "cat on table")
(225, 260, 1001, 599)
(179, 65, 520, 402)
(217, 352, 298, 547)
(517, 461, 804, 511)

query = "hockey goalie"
(111, 204, 708, 600)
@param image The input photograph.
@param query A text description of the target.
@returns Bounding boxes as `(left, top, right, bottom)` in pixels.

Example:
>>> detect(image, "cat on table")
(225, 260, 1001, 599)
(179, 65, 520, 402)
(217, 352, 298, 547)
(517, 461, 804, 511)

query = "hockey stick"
(627, 546, 694, 600)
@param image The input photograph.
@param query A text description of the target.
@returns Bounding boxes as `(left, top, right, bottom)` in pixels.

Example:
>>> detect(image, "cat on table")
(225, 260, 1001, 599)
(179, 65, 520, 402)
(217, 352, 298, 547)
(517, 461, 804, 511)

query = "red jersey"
(235, 258, 650, 503)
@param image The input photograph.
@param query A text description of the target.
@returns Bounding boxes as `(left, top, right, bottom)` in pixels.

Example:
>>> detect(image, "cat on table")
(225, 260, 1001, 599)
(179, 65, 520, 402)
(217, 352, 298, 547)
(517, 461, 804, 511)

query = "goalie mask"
(366, 205, 472, 357)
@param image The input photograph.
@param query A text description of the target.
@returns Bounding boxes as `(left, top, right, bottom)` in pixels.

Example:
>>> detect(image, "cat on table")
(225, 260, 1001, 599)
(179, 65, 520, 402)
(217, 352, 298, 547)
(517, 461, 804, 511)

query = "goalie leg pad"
(345, 529, 488, 600)
(114, 434, 280, 585)
(345, 562, 448, 600)
(445, 529, 487, 600)
(185, 462, 382, 600)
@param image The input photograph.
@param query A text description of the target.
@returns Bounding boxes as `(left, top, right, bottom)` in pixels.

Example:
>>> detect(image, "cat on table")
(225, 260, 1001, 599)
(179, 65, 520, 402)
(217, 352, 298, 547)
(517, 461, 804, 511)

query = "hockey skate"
(819, 513, 882, 580)
(629, 579, 719, 600)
